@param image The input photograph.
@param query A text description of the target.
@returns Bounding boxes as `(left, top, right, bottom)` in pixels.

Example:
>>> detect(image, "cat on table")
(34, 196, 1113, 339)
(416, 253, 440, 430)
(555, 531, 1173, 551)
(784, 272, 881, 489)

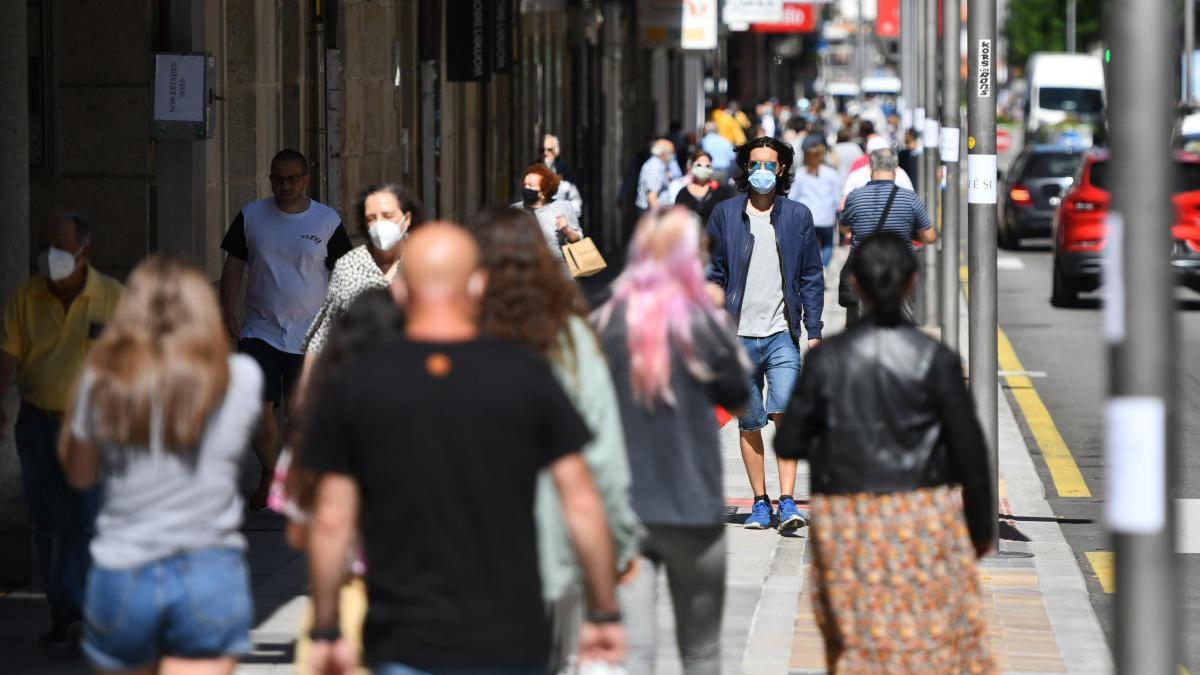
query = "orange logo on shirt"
(426, 353, 452, 378)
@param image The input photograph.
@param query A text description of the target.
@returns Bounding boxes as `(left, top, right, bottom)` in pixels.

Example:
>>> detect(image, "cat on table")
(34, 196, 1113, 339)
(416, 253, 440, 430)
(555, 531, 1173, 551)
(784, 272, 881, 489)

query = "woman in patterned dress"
(300, 183, 422, 376)
(775, 232, 997, 674)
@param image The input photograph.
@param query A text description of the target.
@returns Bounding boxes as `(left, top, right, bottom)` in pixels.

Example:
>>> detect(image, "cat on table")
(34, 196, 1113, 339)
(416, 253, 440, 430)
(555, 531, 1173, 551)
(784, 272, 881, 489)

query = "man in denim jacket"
(706, 136, 825, 532)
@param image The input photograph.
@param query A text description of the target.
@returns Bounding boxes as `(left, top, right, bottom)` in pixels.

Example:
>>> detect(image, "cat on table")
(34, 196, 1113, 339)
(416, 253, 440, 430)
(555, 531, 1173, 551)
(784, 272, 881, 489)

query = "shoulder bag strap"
(871, 183, 900, 237)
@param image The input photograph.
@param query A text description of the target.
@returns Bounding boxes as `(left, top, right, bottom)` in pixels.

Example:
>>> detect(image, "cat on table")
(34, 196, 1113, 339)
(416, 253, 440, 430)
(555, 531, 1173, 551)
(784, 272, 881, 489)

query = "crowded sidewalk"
(0, 248, 1111, 675)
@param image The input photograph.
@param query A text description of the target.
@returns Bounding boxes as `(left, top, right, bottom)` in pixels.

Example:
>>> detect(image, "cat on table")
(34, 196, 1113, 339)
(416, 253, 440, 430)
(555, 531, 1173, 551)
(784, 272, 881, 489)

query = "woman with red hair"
(513, 163, 583, 262)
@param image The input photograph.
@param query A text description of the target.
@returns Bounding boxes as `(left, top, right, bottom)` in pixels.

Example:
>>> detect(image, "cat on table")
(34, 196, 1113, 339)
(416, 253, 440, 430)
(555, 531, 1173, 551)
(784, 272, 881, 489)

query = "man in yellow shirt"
(0, 212, 122, 648)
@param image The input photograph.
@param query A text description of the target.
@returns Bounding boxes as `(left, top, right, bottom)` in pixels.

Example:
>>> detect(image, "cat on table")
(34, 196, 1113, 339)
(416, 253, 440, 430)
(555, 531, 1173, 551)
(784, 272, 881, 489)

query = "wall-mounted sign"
(448, 0, 489, 82)
(493, 0, 513, 73)
(152, 52, 213, 139)
(876, 0, 900, 37)
(750, 2, 817, 34)
(724, 0, 784, 25)
(682, 0, 718, 49)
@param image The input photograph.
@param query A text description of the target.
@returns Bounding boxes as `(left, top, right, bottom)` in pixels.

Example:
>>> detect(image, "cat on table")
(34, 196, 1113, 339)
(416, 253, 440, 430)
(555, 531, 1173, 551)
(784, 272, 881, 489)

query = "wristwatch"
(586, 609, 623, 625)
(309, 626, 342, 642)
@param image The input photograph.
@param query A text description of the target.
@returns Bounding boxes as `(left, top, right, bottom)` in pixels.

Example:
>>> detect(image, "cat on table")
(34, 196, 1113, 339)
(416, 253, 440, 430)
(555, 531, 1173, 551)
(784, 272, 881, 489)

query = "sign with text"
(976, 39, 992, 98)
(750, 2, 817, 34)
(448, 0, 490, 82)
(153, 53, 205, 122)
(493, 0, 513, 73)
(682, 0, 718, 49)
(967, 153, 998, 203)
(876, 0, 900, 37)
(724, 0, 784, 25)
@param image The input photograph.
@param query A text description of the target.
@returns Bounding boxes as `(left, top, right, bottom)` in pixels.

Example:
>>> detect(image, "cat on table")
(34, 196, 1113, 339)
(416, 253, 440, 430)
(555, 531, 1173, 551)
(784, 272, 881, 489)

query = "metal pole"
(857, 0, 867, 89)
(1108, 0, 1178, 670)
(1187, 0, 1195, 107)
(901, 0, 915, 116)
(1066, 0, 1077, 53)
(967, 0, 998, 520)
(922, 0, 939, 326)
(940, 0, 961, 348)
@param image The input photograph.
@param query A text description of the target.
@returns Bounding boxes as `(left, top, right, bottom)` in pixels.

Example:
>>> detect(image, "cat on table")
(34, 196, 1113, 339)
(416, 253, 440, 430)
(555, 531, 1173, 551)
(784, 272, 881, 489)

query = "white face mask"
(692, 165, 714, 181)
(368, 218, 406, 252)
(38, 246, 79, 283)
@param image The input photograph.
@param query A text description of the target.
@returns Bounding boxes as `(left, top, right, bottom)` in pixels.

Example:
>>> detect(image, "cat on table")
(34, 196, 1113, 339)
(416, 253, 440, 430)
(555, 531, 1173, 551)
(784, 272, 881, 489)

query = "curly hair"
(466, 206, 588, 365)
(522, 163, 561, 202)
(734, 136, 795, 194)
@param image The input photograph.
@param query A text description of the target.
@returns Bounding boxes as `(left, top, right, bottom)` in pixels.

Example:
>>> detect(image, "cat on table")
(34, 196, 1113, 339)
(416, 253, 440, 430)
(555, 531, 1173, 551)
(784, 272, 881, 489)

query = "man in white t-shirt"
(219, 149, 352, 509)
(839, 136, 914, 208)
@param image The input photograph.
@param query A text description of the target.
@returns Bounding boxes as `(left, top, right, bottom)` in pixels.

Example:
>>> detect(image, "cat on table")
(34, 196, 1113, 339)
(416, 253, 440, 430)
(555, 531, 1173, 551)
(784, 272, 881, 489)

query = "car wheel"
(1051, 258, 1078, 307)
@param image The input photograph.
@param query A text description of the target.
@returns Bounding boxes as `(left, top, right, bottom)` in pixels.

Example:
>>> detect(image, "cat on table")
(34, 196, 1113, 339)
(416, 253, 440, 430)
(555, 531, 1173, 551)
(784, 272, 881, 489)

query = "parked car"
(998, 145, 1085, 249)
(1050, 150, 1200, 306)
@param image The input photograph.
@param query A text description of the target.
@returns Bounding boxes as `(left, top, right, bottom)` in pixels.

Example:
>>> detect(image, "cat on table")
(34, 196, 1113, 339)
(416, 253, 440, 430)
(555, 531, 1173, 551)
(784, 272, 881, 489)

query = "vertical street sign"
(447, 0, 490, 82)
(1107, 0, 1179, 672)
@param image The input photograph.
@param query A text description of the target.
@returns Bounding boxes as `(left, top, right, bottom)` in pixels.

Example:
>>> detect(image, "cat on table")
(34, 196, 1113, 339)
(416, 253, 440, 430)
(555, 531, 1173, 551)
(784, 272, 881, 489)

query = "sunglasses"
(270, 173, 306, 186)
(747, 161, 779, 172)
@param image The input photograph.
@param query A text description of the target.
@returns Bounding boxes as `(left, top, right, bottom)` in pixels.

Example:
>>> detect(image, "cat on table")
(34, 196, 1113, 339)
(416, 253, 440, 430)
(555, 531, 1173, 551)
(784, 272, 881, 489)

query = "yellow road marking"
(1086, 551, 1115, 593)
(960, 266, 1092, 498)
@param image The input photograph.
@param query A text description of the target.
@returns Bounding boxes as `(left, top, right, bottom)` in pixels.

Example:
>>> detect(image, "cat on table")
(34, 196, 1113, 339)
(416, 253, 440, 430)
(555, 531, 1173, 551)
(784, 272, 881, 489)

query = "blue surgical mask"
(748, 169, 778, 194)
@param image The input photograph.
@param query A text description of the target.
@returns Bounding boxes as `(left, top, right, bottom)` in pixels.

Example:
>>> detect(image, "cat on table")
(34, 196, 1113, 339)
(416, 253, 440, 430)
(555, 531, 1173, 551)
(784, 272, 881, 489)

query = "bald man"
(304, 223, 626, 674)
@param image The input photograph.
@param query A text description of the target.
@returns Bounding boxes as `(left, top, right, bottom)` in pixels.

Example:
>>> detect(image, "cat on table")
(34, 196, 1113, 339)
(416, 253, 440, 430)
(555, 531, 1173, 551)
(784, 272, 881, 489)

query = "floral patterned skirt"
(808, 486, 997, 674)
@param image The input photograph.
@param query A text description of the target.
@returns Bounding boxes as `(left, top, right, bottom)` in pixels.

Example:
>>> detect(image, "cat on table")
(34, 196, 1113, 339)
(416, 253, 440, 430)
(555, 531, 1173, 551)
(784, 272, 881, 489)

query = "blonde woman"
(59, 256, 263, 675)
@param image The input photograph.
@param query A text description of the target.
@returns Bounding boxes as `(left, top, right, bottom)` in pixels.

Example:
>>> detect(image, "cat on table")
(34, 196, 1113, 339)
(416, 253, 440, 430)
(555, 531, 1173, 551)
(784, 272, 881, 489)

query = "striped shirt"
(839, 180, 932, 251)
(635, 157, 669, 209)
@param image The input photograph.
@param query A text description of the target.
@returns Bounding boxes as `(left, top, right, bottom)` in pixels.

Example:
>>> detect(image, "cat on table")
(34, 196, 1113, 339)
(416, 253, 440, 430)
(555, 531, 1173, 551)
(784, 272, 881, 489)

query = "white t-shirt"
(221, 198, 350, 353)
(840, 165, 914, 207)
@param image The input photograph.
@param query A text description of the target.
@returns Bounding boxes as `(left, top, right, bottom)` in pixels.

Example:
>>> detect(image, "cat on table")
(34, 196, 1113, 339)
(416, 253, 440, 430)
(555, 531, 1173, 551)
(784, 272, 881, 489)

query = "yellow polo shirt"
(0, 266, 124, 412)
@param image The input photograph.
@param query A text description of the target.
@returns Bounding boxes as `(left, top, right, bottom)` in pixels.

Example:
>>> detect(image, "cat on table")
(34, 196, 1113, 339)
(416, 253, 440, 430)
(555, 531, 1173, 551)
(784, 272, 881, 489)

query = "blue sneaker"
(777, 497, 808, 532)
(744, 498, 773, 529)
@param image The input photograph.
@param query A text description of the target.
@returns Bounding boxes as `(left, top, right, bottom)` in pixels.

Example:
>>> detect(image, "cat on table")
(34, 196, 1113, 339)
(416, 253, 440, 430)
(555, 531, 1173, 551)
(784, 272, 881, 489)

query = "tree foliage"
(1004, 0, 1105, 73)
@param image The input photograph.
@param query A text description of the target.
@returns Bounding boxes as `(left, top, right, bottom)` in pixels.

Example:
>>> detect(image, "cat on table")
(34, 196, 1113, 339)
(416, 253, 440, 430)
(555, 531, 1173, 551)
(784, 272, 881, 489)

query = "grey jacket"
(535, 316, 643, 602)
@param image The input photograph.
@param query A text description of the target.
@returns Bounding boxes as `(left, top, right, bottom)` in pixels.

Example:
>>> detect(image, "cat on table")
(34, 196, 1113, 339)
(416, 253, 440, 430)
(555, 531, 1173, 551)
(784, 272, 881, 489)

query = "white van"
(1024, 53, 1106, 144)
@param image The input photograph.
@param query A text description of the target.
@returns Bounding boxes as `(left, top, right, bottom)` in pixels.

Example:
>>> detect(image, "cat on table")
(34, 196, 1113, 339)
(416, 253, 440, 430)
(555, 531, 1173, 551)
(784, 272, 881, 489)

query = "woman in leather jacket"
(775, 232, 997, 674)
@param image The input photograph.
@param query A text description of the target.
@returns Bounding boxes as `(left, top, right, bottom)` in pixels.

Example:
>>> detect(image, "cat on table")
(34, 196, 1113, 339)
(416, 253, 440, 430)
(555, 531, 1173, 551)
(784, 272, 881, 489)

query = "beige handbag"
(561, 237, 608, 278)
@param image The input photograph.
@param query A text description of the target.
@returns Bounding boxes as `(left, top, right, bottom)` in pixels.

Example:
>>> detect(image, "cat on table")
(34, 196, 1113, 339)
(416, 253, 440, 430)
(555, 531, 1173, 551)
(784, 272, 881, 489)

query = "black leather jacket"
(775, 318, 996, 550)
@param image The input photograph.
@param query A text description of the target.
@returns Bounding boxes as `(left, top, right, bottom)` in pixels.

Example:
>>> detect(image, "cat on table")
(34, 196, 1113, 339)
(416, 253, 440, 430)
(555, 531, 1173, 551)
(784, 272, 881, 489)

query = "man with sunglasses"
(707, 136, 824, 532)
(219, 149, 352, 510)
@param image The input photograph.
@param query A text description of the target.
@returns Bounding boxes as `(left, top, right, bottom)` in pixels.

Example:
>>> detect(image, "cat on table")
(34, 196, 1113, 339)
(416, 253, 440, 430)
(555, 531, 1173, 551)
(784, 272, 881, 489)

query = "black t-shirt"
(675, 182, 735, 225)
(301, 337, 592, 669)
(220, 211, 353, 271)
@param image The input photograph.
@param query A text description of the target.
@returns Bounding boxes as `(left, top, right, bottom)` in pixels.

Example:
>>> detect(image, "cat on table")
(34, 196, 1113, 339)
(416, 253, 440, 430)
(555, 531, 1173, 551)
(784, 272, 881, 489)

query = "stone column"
(0, 0, 31, 585)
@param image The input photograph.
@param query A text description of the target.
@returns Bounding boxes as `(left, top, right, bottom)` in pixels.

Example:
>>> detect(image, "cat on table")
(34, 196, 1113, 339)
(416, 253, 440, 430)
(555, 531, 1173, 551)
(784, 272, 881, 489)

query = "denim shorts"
(83, 547, 253, 670)
(738, 331, 801, 431)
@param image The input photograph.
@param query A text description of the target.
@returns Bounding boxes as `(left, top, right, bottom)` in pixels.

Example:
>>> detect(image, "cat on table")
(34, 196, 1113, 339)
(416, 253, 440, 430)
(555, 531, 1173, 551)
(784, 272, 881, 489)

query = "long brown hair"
(68, 256, 230, 449)
(466, 206, 588, 365)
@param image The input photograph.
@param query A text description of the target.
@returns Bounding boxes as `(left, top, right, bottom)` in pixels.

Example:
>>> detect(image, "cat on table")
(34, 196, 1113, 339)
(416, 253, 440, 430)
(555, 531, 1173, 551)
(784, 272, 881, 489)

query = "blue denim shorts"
(738, 331, 801, 431)
(82, 547, 253, 670)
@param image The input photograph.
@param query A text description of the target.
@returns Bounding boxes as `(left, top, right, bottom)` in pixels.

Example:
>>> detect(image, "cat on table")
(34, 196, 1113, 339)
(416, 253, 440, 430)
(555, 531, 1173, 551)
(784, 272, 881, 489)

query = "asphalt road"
(994, 239, 1200, 669)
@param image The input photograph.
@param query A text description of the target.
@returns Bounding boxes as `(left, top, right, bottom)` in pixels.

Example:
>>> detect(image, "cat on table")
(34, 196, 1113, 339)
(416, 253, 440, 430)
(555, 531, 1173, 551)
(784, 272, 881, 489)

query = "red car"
(1050, 150, 1200, 306)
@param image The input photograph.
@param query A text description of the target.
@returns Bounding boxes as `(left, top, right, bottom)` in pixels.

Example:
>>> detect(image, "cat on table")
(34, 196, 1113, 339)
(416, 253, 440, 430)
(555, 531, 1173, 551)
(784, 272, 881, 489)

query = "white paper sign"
(923, 119, 940, 148)
(913, 108, 925, 130)
(681, 0, 718, 49)
(977, 39, 993, 98)
(901, 109, 913, 130)
(154, 54, 205, 122)
(723, 0, 784, 25)
(940, 127, 961, 162)
(967, 154, 997, 204)
(1103, 212, 1125, 344)
(1106, 397, 1166, 534)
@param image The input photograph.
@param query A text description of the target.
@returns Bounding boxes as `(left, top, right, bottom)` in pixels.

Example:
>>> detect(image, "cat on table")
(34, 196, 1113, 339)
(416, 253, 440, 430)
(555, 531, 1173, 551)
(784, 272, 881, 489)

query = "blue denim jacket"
(706, 193, 825, 340)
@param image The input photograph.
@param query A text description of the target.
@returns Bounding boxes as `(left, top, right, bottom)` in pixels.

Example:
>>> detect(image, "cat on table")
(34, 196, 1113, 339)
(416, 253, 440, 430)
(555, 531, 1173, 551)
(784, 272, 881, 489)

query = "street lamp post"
(1107, 0, 1179, 672)
(967, 0, 998, 509)
(939, 0, 961, 348)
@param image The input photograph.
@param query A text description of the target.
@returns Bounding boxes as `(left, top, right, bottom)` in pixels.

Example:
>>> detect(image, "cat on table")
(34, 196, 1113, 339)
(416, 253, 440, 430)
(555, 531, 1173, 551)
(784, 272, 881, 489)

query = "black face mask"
(522, 187, 540, 206)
